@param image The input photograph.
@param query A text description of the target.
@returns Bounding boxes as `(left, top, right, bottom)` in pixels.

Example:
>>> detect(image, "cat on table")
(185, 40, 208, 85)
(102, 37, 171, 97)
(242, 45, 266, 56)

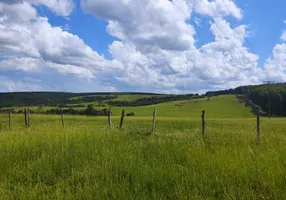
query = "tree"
(84, 104, 97, 116)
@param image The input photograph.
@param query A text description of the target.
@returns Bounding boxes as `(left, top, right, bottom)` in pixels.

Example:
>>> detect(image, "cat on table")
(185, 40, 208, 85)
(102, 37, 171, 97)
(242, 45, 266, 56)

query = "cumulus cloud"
(193, 0, 242, 19)
(0, 0, 275, 93)
(264, 35, 286, 81)
(0, 1, 119, 82)
(81, 0, 260, 92)
(281, 31, 286, 41)
(263, 21, 286, 82)
(0, 75, 47, 92)
(82, 0, 195, 51)
(29, 0, 74, 16)
(0, 0, 74, 16)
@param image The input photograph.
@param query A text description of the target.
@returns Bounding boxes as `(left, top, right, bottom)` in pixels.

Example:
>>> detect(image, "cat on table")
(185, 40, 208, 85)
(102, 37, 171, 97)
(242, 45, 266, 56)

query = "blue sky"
(0, 0, 286, 93)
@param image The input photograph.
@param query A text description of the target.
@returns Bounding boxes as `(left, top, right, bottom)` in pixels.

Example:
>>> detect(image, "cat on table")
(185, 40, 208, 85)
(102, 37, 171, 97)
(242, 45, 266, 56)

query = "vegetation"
(0, 111, 286, 199)
(46, 107, 110, 116)
(126, 112, 135, 116)
(109, 94, 201, 107)
(0, 92, 162, 107)
(207, 82, 286, 116)
(3, 82, 286, 117)
(1, 90, 286, 198)
(1, 95, 253, 118)
(67, 95, 118, 104)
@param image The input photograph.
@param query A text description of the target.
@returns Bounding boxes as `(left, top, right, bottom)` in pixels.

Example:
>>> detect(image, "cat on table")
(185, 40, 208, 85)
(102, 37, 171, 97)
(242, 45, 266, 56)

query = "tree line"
(206, 83, 286, 116)
(0, 92, 162, 107)
(109, 94, 202, 107)
(0, 105, 135, 117)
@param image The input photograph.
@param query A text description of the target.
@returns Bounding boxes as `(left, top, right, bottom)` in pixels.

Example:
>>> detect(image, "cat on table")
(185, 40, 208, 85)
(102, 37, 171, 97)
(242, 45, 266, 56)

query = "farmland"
(0, 94, 286, 199)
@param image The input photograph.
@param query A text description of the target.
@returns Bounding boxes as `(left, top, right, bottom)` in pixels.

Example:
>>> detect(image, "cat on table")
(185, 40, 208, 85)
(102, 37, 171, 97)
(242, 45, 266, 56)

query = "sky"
(0, 0, 286, 94)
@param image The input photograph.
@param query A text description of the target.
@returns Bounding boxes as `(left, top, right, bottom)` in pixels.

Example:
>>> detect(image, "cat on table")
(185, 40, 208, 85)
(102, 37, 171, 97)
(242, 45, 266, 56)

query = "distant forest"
(0, 92, 161, 107)
(206, 83, 286, 116)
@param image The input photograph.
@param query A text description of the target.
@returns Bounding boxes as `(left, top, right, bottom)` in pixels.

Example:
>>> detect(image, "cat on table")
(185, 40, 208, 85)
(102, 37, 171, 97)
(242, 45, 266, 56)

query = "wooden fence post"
(119, 110, 125, 129)
(152, 108, 157, 134)
(27, 108, 30, 127)
(24, 108, 28, 127)
(60, 108, 65, 128)
(202, 110, 205, 137)
(108, 107, 112, 129)
(8, 110, 11, 129)
(257, 113, 260, 143)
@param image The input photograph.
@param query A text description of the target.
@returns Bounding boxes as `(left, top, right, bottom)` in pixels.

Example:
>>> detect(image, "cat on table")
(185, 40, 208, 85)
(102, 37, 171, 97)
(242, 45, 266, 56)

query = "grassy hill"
(207, 82, 286, 116)
(0, 92, 163, 107)
(3, 82, 286, 117)
(1, 95, 254, 119)
(97, 95, 253, 118)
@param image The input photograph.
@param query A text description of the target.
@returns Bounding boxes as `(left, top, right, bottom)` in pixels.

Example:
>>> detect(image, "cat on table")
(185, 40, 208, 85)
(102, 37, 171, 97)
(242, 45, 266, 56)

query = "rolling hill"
(2, 82, 286, 117)
(1, 94, 253, 119)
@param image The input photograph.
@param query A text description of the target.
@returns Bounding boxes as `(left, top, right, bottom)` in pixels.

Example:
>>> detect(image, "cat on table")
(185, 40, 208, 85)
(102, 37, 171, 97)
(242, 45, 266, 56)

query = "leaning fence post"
(108, 107, 112, 129)
(119, 110, 125, 129)
(27, 108, 30, 127)
(202, 110, 205, 137)
(257, 113, 260, 143)
(8, 110, 11, 129)
(152, 108, 157, 134)
(24, 108, 28, 127)
(60, 108, 65, 128)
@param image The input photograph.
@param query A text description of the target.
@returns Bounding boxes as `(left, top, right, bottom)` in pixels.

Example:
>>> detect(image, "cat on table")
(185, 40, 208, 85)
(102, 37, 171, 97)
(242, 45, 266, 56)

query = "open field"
(1, 112, 286, 199)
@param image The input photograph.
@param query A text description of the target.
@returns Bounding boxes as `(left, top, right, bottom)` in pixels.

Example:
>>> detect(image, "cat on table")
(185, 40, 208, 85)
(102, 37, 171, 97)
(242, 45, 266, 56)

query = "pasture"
(0, 95, 286, 199)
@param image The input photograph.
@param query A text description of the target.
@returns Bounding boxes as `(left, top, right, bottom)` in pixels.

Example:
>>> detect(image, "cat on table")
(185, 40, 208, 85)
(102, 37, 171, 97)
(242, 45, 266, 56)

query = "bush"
(126, 112, 135, 116)
(46, 106, 109, 116)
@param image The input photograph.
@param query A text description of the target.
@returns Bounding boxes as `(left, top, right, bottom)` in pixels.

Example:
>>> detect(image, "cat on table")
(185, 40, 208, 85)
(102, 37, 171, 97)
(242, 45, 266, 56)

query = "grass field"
(0, 95, 285, 199)
(104, 95, 254, 118)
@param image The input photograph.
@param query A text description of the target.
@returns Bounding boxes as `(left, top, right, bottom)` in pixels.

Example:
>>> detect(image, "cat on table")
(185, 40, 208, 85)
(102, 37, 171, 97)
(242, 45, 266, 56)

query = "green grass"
(99, 95, 254, 118)
(0, 113, 286, 199)
(0, 94, 277, 199)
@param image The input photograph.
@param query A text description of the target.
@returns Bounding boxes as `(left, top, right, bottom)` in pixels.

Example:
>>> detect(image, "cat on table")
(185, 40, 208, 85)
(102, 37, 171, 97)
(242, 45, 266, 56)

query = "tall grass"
(0, 114, 286, 199)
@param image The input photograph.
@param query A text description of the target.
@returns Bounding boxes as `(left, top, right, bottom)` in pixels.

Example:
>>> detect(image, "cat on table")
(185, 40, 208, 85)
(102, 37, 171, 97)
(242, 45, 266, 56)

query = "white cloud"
(0, 1, 118, 80)
(193, 16, 201, 27)
(264, 43, 286, 81)
(0, 76, 47, 92)
(193, 0, 243, 20)
(0, 0, 275, 93)
(82, 0, 260, 92)
(264, 22, 286, 81)
(82, 0, 196, 51)
(28, 0, 74, 16)
(0, 0, 74, 16)
(281, 31, 286, 41)
(0, 57, 43, 71)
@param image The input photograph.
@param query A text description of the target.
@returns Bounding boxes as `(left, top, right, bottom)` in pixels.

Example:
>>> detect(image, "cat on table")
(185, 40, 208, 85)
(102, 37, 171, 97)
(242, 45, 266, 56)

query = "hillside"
(206, 83, 286, 116)
(0, 92, 197, 107)
(2, 82, 285, 117)
(96, 95, 253, 118)
(1, 95, 254, 119)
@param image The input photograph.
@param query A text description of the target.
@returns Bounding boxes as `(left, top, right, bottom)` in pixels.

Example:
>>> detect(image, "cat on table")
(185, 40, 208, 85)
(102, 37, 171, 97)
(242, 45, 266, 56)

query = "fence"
(2, 108, 262, 141)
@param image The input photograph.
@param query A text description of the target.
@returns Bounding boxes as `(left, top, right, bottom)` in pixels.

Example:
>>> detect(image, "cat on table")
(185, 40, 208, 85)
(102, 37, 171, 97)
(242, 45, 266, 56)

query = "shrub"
(126, 112, 135, 116)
